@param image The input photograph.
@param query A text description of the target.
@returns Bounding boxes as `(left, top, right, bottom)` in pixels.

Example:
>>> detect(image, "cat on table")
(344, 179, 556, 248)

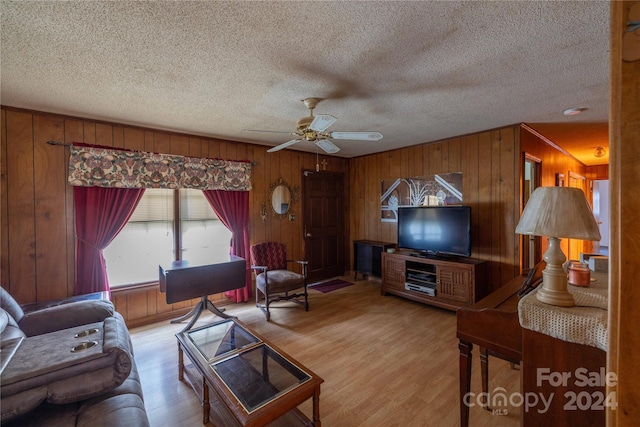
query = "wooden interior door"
(302, 170, 345, 282)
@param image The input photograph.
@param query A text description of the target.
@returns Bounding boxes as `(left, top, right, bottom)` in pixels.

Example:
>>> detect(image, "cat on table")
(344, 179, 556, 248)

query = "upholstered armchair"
(250, 242, 308, 321)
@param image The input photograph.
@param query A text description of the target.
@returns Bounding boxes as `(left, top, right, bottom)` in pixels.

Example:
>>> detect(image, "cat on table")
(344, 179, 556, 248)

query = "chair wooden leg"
(459, 340, 472, 427)
(264, 292, 271, 321)
(480, 347, 490, 411)
(255, 287, 270, 320)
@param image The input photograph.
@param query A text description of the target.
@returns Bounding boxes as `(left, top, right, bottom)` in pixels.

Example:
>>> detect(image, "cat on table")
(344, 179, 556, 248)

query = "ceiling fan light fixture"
(296, 116, 314, 130)
(594, 146, 606, 158)
(563, 107, 588, 116)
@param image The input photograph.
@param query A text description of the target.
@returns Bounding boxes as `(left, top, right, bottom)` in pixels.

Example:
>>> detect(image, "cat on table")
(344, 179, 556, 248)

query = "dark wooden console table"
(159, 255, 246, 331)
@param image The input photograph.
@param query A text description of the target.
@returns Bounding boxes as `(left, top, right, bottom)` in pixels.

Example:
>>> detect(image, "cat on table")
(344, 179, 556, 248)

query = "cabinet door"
(382, 255, 405, 290)
(436, 266, 471, 303)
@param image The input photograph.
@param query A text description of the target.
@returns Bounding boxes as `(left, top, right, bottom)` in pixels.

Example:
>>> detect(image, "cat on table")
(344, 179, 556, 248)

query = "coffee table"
(176, 318, 323, 426)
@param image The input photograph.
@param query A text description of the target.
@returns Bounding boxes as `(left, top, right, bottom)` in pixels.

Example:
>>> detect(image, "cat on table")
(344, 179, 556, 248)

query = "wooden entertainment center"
(381, 251, 487, 310)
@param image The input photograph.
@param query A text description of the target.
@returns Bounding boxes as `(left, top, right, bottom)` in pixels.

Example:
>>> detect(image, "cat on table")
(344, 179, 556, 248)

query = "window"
(104, 189, 231, 287)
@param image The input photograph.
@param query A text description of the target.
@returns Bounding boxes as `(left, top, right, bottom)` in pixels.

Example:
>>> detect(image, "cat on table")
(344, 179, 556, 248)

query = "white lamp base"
(536, 236, 575, 307)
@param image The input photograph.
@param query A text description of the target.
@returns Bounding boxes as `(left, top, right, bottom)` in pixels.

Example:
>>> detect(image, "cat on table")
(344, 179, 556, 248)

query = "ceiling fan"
(255, 98, 383, 154)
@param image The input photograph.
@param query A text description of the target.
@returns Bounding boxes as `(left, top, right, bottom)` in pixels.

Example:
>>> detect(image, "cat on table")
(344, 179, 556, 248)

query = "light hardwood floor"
(130, 276, 521, 426)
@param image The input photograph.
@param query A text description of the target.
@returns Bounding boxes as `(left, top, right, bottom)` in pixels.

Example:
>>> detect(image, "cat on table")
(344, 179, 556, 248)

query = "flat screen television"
(397, 205, 471, 258)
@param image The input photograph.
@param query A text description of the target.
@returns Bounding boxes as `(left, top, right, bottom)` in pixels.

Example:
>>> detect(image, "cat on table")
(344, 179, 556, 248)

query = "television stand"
(381, 250, 487, 310)
(411, 252, 455, 261)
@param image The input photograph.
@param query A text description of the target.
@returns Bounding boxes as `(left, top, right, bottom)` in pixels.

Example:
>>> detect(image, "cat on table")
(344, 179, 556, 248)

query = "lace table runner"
(518, 271, 608, 351)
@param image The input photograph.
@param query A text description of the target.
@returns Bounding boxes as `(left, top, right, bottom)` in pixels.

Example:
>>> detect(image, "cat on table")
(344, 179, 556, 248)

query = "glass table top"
(185, 319, 259, 362)
(212, 344, 311, 413)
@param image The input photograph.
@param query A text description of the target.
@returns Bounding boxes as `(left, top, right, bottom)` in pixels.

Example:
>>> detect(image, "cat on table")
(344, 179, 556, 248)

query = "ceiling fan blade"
(309, 114, 337, 132)
(330, 131, 383, 141)
(245, 129, 294, 134)
(267, 139, 302, 153)
(315, 139, 340, 154)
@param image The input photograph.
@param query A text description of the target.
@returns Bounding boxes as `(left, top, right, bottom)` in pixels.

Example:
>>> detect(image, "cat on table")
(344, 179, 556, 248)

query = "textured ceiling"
(1, 1, 610, 165)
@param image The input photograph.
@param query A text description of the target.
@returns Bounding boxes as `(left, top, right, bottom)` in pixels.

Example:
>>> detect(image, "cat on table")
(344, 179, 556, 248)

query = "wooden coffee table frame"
(176, 319, 323, 426)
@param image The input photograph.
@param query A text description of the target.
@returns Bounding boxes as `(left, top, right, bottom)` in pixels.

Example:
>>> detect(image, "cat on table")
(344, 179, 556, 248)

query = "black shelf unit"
(406, 261, 437, 286)
(353, 240, 395, 280)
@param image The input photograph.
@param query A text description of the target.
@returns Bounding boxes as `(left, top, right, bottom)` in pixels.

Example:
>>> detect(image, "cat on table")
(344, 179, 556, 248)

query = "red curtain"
(202, 190, 251, 302)
(74, 186, 145, 295)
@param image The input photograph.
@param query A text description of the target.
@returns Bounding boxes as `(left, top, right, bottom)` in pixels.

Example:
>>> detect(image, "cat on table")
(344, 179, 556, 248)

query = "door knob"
(306, 233, 312, 237)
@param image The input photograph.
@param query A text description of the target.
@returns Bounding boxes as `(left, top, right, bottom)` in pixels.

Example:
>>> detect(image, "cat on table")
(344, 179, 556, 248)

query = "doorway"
(302, 170, 345, 282)
(522, 154, 542, 272)
(568, 171, 589, 260)
(592, 180, 609, 255)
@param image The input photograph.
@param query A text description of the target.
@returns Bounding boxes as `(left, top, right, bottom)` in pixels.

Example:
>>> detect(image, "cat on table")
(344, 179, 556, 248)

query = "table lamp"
(515, 187, 601, 306)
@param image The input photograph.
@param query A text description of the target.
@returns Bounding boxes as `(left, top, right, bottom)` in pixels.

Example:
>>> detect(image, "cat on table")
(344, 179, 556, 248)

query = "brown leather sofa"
(0, 287, 150, 427)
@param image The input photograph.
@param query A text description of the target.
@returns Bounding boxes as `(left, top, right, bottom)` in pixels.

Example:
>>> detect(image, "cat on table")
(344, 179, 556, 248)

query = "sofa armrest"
(1, 316, 134, 423)
(18, 300, 114, 337)
(20, 291, 110, 314)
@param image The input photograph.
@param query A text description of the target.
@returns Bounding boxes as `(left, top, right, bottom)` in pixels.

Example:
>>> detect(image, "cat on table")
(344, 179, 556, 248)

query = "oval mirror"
(271, 183, 291, 215)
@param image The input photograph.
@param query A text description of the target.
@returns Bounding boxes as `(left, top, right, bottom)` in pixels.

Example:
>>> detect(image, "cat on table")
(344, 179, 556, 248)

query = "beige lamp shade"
(515, 186, 601, 307)
(515, 187, 601, 241)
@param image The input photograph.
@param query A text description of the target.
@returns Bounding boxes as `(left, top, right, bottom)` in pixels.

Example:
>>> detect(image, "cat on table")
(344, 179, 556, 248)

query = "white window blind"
(104, 189, 231, 287)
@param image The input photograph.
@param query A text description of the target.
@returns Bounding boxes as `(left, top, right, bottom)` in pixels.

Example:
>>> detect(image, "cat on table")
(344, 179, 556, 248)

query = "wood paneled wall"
(520, 126, 588, 188)
(585, 164, 609, 181)
(348, 126, 522, 293)
(1, 107, 591, 324)
(348, 124, 592, 293)
(0, 107, 347, 326)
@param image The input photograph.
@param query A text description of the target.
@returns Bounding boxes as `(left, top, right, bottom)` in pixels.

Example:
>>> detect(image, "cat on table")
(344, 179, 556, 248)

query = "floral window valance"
(68, 145, 252, 191)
